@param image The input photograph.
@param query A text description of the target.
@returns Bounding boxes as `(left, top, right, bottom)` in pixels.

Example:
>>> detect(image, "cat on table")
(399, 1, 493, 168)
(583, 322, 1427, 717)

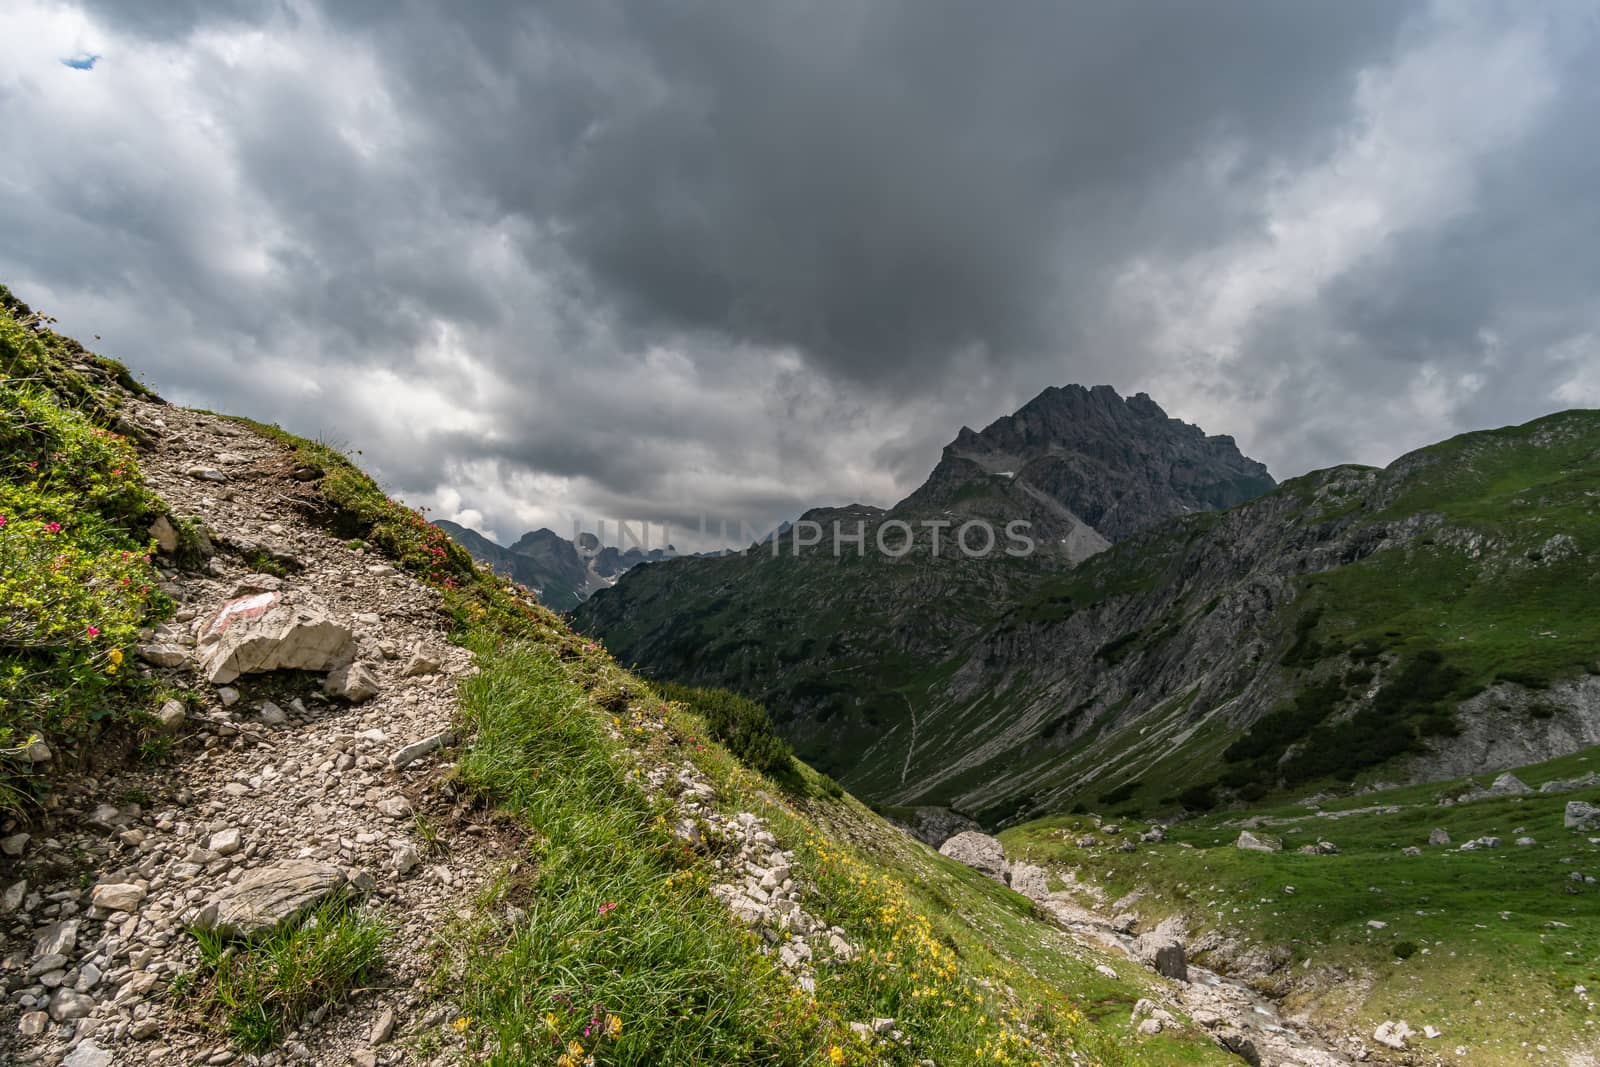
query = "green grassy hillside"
(1003, 749, 1600, 1064)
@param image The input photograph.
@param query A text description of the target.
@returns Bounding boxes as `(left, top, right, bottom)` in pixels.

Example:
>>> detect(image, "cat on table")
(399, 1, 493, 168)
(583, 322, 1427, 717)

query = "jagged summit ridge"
(900, 384, 1275, 544)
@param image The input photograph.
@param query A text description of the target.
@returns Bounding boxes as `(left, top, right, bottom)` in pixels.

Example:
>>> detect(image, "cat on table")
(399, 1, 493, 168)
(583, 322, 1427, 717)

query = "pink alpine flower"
(45, 521, 62, 533)
(85, 626, 101, 637)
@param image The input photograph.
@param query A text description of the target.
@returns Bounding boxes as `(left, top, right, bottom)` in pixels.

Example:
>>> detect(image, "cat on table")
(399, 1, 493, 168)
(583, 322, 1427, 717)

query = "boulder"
(1008, 862, 1051, 901)
(1298, 840, 1338, 855)
(1566, 801, 1600, 831)
(325, 662, 382, 703)
(1215, 1029, 1261, 1066)
(193, 860, 348, 939)
(1234, 830, 1282, 853)
(938, 831, 1009, 882)
(197, 592, 354, 685)
(1134, 932, 1188, 982)
(1428, 828, 1451, 846)
(1489, 772, 1532, 796)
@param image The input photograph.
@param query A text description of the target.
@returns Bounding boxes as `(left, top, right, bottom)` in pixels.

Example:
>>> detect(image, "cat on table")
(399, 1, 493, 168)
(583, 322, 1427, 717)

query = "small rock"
(137, 643, 188, 667)
(0, 832, 28, 857)
(17, 1010, 48, 1036)
(1429, 828, 1451, 846)
(62, 1039, 113, 1067)
(1373, 1020, 1413, 1050)
(209, 828, 243, 856)
(1234, 830, 1282, 853)
(150, 515, 180, 554)
(1515, 836, 1536, 847)
(193, 860, 348, 939)
(370, 1006, 396, 1044)
(258, 701, 288, 726)
(376, 796, 414, 820)
(325, 662, 382, 703)
(48, 988, 96, 1022)
(401, 646, 442, 677)
(90, 882, 147, 912)
(157, 698, 187, 732)
(25, 738, 51, 763)
(390, 732, 453, 770)
(1489, 772, 1532, 796)
(1566, 801, 1600, 831)
(218, 686, 241, 707)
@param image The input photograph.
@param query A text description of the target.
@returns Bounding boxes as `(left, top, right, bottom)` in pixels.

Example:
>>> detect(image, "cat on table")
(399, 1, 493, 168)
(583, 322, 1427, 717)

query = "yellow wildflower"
(829, 1046, 845, 1065)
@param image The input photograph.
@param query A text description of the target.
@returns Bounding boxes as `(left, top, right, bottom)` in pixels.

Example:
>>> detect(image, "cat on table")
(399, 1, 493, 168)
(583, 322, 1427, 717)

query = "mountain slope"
(579, 405, 1600, 825)
(574, 387, 1276, 809)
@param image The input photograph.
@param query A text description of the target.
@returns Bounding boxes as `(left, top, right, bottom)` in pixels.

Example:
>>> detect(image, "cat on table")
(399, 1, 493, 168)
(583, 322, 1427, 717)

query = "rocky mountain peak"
(899, 384, 1275, 545)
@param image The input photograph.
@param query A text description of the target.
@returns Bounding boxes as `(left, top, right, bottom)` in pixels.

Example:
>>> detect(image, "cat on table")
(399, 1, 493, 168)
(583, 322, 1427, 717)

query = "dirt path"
(2, 400, 502, 1066)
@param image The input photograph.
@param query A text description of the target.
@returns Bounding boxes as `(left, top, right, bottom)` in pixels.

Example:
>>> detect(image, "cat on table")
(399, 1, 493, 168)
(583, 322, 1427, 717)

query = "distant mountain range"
(576, 385, 1600, 826)
(432, 520, 672, 609)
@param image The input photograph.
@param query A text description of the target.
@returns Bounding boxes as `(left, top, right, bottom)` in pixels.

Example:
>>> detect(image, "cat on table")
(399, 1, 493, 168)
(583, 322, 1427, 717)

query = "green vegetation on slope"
(0, 286, 171, 812)
(1004, 749, 1600, 1064)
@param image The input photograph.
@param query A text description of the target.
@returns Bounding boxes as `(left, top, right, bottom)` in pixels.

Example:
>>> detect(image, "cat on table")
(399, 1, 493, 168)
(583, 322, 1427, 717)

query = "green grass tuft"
(184, 900, 389, 1052)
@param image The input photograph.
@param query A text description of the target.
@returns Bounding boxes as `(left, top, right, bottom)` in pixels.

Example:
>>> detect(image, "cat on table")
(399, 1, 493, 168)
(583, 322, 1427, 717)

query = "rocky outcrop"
(1234, 831, 1282, 853)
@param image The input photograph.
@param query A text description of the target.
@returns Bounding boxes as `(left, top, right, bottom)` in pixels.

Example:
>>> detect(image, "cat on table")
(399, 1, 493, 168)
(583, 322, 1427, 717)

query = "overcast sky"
(4, 1, 1598, 548)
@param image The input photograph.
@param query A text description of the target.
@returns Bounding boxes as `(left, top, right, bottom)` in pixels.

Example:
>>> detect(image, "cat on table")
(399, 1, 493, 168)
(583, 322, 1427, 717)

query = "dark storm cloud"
(314, 1, 1412, 387)
(3, 1, 1599, 545)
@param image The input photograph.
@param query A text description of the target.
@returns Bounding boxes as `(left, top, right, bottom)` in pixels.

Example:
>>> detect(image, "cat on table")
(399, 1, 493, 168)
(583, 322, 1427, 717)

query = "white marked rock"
(198, 592, 355, 684)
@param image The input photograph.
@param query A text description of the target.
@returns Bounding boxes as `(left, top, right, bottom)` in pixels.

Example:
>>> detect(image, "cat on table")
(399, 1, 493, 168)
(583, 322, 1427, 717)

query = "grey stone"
(62, 1039, 113, 1067)
(90, 883, 147, 912)
(197, 593, 354, 685)
(0, 832, 28, 857)
(257, 701, 288, 726)
(1007, 862, 1050, 901)
(1489, 772, 1532, 796)
(157, 698, 187, 732)
(149, 515, 179, 554)
(1134, 933, 1188, 981)
(1234, 830, 1282, 852)
(401, 646, 442, 677)
(1566, 801, 1600, 831)
(1373, 1020, 1413, 1050)
(325, 662, 382, 703)
(193, 861, 348, 939)
(48, 988, 96, 1022)
(1428, 828, 1451, 846)
(375, 796, 413, 820)
(18, 1010, 48, 1035)
(209, 829, 242, 856)
(390, 731, 452, 770)
(136, 643, 188, 668)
